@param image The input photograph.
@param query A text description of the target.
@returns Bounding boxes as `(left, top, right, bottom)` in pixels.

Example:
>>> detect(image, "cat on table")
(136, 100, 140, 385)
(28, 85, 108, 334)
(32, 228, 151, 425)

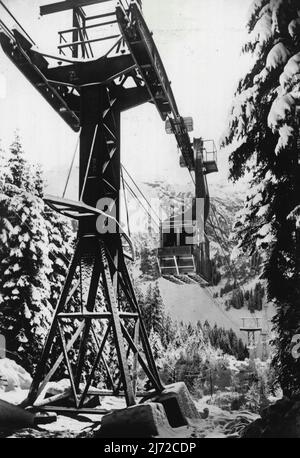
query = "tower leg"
(25, 240, 82, 406)
(25, 236, 163, 410)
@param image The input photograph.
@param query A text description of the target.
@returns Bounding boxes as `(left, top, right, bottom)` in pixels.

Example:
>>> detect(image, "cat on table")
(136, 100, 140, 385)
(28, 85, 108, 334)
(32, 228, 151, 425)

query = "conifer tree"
(0, 137, 51, 370)
(222, 0, 300, 395)
(148, 328, 164, 361)
(151, 282, 164, 334)
(0, 135, 75, 372)
(141, 282, 164, 336)
(140, 246, 153, 275)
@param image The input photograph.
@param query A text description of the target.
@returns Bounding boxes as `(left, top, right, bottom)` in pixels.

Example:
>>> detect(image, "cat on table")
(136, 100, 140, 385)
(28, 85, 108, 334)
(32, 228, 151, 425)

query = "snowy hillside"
(158, 278, 242, 336)
(142, 277, 275, 348)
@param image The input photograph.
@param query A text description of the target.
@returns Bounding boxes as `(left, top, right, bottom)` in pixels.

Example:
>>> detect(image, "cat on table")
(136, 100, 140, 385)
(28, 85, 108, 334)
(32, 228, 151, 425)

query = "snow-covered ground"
(0, 358, 261, 438)
(193, 396, 259, 438)
(159, 278, 242, 336)
(1, 391, 258, 439)
(0, 358, 32, 405)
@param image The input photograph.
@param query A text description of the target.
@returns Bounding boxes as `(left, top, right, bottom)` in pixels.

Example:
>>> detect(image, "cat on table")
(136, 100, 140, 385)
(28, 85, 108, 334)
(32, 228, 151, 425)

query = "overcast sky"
(0, 0, 252, 193)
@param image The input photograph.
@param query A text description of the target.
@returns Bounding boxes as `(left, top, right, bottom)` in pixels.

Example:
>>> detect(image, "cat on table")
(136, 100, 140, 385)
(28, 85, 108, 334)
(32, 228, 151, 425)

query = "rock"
(242, 418, 264, 438)
(242, 397, 300, 438)
(200, 408, 209, 419)
(148, 382, 200, 427)
(34, 411, 58, 426)
(43, 379, 71, 396)
(97, 402, 174, 438)
(97, 383, 200, 438)
(0, 399, 35, 431)
(0, 359, 32, 392)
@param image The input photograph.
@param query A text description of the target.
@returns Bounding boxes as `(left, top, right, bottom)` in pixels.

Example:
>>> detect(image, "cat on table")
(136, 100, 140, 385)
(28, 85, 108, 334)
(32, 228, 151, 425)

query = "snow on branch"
(287, 205, 300, 228)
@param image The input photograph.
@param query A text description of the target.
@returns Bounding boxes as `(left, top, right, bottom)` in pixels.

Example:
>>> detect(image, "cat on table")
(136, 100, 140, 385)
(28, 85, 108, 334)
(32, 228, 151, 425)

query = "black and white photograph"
(0, 0, 299, 442)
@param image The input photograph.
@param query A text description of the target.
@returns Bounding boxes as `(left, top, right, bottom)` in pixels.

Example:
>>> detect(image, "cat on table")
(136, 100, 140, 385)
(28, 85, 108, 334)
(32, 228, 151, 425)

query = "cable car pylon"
(0, 0, 202, 433)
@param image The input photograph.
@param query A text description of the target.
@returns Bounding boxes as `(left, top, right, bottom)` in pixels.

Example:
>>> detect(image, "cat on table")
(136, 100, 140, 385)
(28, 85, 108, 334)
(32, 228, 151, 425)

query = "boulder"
(242, 396, 300, 438)
(97, 402, 174, 438)
(147, 382, 200, 427)
(0, 399, 35, 431)
(97, 383, 200, 438)
(0, 359, 32, 392)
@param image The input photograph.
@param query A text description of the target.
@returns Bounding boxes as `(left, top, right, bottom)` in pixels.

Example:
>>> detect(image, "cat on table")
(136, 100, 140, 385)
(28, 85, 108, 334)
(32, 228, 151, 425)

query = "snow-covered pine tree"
(151, 282, 164, 334)
(222, 0, 300, 395)
(0, 135, 75, 373)
(6, 134, 28, 190)
(0, 137, 52, 371)
(141, 284, 152, 334)
(148, 328, 164, 361)
(140, 246, 152, 275)
(160, 312, 175, 348)
(141, 282, 164, 336)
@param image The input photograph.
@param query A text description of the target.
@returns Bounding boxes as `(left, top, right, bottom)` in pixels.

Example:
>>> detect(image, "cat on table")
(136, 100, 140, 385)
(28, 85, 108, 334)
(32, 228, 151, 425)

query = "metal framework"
(0, 0, 211, 412)
(240, 317, 262, 352)
(25, 80, 164, 409)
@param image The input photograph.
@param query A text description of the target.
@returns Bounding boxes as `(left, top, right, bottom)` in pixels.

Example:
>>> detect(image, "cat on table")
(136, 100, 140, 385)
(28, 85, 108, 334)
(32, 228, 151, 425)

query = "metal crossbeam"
(59, 19, 117, 35)
(78, 322, 111, 408)
(40, 0, 113, 16)
(58, 34, 120, 50)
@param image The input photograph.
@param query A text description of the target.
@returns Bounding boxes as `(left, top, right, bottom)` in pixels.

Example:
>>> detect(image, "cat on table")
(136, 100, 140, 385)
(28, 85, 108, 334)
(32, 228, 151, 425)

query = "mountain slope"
(159, 277, 242, 335)
(158, 277, 275, 354)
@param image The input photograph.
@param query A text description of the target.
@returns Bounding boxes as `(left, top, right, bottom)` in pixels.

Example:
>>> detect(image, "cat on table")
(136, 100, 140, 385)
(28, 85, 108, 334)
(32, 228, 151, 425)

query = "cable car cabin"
(179, 139, 218, 175)
(157, 137, 218, 283)
(157, 203, 211, 281)
(202, 140, 218, 174)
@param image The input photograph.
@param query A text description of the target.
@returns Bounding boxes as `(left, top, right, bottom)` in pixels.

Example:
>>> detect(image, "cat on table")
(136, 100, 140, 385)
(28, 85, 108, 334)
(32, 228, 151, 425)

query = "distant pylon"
(261, 302, 270, 361)
(240, 317, 262, 360)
